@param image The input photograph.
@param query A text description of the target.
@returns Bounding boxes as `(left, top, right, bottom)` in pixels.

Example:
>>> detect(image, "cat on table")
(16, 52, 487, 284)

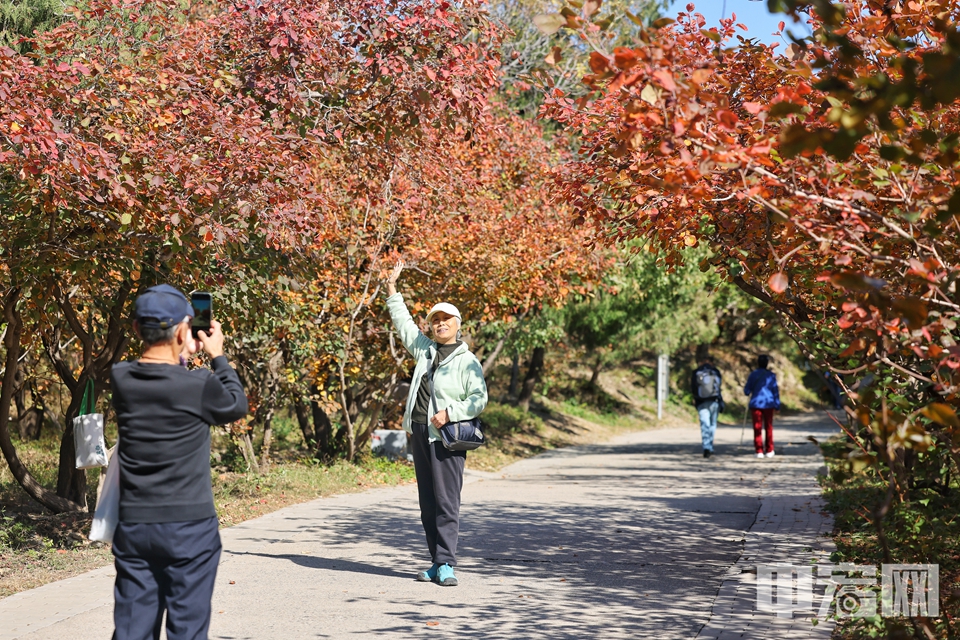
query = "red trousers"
(752, 408, 775, 454)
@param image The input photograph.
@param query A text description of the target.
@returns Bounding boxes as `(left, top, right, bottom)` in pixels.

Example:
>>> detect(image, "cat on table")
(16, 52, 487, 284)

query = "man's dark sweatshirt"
(110, 356, 248, 524)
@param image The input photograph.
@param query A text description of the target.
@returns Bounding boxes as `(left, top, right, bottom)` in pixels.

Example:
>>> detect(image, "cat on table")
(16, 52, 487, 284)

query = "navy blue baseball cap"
(133, 284, 193, 329)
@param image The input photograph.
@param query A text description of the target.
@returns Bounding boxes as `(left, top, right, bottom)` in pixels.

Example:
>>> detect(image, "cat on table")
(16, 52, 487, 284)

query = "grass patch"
(0, 506, 113, 598)
(467, 402, 549, 471)
(213, 455, 416, 528)
(554, 398, 638, 429)
(819, 436, 960, 638)
(466, 394, 664, 472)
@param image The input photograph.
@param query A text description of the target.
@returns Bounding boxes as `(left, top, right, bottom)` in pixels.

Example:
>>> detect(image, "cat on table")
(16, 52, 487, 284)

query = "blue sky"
(666, 0, 809, 45)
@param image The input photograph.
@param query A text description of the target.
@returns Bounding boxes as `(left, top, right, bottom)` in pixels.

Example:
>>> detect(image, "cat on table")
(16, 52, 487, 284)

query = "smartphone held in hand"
(190, 291, 213, 339)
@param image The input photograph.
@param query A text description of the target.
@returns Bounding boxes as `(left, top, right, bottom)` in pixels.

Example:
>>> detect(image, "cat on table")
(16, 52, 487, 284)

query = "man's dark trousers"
(112, 516, 221, 640)
(411, 421, 465, 566)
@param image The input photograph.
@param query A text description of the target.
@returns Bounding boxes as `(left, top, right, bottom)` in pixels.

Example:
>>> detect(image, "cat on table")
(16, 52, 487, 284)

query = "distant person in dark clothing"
(824, 371, 845, 409)
(691, 355, 724, 458)
(744, 355, 780, 458)
(110, 284, 248, 640)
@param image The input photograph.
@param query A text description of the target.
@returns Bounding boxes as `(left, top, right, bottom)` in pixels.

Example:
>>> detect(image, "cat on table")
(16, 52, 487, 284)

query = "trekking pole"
(739, 404, 749, 447)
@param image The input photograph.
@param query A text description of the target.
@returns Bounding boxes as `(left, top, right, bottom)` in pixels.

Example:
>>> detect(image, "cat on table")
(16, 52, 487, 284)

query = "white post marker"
(656, 353, 669, 420)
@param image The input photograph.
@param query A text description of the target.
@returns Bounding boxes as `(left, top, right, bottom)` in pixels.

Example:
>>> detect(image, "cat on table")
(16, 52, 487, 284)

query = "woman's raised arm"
(384, 260, 432, 359)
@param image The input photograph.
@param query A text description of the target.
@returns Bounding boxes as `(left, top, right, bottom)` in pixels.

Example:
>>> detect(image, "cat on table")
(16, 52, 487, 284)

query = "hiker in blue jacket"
(691, 354, 724, 459)
(744, 355, 780, 458)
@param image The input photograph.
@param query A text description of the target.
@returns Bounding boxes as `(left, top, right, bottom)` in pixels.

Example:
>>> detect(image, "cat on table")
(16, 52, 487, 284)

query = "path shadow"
(224, 550, 411, 580)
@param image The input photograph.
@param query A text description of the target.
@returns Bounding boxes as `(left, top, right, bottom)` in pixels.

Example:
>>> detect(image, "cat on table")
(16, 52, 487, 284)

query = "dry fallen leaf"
(426, 621, 440, 627)
(229, 581, 236, 585)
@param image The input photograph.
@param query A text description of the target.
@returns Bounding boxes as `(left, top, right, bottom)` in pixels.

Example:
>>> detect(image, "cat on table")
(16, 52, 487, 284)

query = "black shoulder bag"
(428, 351, 485, 452)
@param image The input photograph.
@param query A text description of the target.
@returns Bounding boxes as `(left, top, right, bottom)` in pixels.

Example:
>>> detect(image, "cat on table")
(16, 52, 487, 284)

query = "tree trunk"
(354, 395, 387, 454)
(481, 311, 527, 375)
(238, 430, 260, 475)
(312, 397, 334, 458)
(14, 373, 43, 440)
(589, 353, 603, 389)
(48, 283, 130, 511)
(56, 402, 88, 510)
(516, 347, 545, 411)
(508, 353, 520, 400)
(293, 399, 315, 447)
(481, 332, 508, 375)
(17, 407, 43, 441)
(56, 370, 97, 510)
(259, 410, 275, 473)
(0, 289, 84, 513)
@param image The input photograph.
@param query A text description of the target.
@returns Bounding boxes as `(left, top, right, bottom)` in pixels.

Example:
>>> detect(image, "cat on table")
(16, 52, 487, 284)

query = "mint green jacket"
(386, 293, 488, 442)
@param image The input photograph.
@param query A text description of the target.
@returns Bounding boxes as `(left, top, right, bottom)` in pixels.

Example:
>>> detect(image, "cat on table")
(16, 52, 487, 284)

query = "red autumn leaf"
(839, 338, 866, 357)
(717, 110, 739, 129)
(544, 46, 562, 66)
(892, 297, 928, 330)
(652, 69, 676, 92)
(830, 272, 886, 292)
(768, 271, 788, 293)
(613, 47, 637, 70)
(589, 52, 611, 74)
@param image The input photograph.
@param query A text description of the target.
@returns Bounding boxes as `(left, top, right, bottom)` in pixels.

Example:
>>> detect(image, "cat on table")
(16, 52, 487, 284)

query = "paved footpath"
(1, 412, 839, 639)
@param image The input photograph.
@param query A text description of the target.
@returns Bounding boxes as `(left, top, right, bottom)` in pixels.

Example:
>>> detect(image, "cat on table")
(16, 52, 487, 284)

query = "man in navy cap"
(110, 284, 248, 640)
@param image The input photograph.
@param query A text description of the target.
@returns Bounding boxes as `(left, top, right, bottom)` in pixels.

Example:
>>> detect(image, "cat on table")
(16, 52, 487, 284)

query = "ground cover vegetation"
(533, 0, 960, 635)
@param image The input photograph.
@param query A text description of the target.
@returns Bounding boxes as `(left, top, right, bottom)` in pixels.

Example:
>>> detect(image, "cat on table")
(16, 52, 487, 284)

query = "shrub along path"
(0, 413, 837, 639)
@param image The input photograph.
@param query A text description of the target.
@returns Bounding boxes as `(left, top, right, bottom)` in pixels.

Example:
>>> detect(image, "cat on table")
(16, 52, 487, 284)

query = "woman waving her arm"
(384, 261, 487, 587)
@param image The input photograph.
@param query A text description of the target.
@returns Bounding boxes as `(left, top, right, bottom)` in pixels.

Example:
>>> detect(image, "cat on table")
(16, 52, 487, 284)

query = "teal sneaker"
(416, 563, 439, 582)
(437, 563, 458, 587)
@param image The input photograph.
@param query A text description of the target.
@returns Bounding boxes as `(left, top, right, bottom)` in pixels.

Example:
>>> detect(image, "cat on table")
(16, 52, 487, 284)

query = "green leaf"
(120, 213, 132, 225)
(624, 10, 644, 26)
(700, 29, 721, 42)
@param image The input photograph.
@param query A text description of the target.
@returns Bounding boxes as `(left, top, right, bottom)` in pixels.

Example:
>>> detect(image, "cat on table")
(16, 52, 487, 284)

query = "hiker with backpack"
(384, 260, 488, 587)
(691, 355, 724, 458)
(744, 355, 781, 458)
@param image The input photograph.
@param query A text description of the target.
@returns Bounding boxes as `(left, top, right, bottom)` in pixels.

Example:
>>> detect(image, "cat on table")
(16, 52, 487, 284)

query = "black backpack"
(695, 367, 721, 399)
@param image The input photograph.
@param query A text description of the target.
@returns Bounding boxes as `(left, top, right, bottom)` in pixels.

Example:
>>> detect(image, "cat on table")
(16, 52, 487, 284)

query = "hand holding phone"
(190, 292, 212, 339)
(197, 319, 224, 359)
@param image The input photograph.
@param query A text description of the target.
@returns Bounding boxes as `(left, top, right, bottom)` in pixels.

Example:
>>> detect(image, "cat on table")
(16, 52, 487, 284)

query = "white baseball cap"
(426, 302, 462, 325)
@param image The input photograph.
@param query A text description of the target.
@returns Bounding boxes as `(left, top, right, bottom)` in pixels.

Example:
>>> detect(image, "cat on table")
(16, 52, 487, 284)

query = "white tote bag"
(90, 446, 120, 543)
(74, 380, 108, 469)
